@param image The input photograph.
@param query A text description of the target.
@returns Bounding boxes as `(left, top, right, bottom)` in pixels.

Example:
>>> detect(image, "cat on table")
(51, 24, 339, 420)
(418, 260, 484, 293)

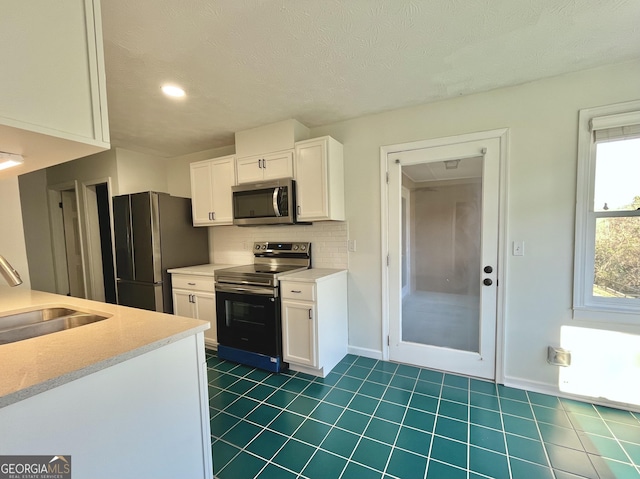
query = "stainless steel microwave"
(232, 178, 298, 226)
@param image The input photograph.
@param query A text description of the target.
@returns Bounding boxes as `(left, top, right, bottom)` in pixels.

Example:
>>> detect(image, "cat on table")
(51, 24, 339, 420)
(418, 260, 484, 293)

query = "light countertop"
(0, 287, 209, 408)
(279, 268, 347, 283)
(168, 264, 236, 277)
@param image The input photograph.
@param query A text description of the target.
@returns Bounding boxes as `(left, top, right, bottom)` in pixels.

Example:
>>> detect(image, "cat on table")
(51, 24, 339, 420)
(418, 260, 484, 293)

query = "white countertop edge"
(0, 323, 207, 409)
(168, 264, 237, 276)
(279, 268, 348, 283)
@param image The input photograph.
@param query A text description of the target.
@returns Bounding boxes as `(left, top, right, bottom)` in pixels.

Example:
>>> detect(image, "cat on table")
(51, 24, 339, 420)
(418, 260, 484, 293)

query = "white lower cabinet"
(280, 270, 347, 377)
(172, 274, 218, 347)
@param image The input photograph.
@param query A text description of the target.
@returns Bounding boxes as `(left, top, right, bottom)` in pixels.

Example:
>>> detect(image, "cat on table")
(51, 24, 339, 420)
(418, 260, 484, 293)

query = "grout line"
(422, 372, 445, 479)
(589, 402, 639, 471)
(333, 359, 388, 479)
(208, 352, 640, 479)
(495, 382, 515, 479)
(524, 390, 557, 479)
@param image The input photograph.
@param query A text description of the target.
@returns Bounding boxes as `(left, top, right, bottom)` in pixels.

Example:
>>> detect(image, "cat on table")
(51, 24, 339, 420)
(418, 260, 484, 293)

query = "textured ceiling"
(100, 0, 640, 158)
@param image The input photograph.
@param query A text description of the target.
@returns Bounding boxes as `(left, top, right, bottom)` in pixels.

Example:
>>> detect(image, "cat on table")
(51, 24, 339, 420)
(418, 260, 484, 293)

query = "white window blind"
(591, 111, 640, 142)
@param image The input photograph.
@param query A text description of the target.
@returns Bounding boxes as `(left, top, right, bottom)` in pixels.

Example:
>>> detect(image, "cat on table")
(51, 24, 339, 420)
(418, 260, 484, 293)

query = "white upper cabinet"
(0, 0, 110, 178)
(190, 155, 236, 226)
(236, 150, 294, 184)
(294, 136, 345, 222)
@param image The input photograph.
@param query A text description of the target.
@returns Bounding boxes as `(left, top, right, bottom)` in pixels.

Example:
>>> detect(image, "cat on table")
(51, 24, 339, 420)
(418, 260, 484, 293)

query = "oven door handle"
(215, 284, 277, 297)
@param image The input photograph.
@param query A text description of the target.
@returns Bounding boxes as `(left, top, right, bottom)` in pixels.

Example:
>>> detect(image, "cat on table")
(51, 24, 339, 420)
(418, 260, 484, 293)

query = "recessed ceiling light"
(0, 152, 24, 171)
(161, 84, 186, 98)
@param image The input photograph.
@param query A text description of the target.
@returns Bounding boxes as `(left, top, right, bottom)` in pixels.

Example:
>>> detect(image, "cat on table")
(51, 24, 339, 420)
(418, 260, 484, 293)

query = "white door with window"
(384, 132, 505, 379)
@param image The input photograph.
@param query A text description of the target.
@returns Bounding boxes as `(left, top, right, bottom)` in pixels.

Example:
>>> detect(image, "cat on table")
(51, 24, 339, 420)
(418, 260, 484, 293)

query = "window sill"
(573, 307, 640, 325)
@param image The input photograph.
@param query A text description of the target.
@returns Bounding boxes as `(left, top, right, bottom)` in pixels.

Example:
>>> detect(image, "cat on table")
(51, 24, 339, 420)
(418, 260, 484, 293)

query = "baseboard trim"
(347, 345, 383, 360)
(503, 375, 640, 413)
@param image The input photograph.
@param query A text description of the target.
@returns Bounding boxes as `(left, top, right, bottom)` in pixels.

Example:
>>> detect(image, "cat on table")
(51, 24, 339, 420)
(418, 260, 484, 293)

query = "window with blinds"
(573, 101, 640, 321)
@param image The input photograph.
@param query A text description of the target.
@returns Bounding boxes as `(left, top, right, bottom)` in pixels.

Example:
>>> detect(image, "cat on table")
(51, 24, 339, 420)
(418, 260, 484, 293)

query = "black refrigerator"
(113, 191, 209, 313)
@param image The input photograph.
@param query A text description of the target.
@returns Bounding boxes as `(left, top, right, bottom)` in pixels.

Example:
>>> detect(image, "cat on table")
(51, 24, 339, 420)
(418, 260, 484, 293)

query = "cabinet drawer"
(280, 282, 315, 301)
(171, 274, 215, 292)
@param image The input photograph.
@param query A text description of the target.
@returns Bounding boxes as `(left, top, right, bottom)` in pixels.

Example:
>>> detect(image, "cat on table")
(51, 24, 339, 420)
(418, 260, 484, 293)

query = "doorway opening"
(47, 179, 116, 303)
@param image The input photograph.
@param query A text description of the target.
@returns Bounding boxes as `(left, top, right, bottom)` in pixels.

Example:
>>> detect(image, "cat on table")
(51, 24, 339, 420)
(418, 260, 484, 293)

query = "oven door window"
(216, 291, 281, 356)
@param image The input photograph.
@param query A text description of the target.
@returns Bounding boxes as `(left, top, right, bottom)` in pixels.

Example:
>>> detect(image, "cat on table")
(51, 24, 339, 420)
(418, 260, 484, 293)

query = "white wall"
(307, 60, 640, 392)
(167, 145, 235, 198)
(18, 170, 55, 292)
(115, 148, 168, 195)
(46, 149, 118, 192)
(0, 177, 30, 289)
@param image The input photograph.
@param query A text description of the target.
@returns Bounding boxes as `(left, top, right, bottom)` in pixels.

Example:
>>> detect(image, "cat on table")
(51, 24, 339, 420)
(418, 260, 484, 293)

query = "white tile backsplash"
(209, 222, 349, 269)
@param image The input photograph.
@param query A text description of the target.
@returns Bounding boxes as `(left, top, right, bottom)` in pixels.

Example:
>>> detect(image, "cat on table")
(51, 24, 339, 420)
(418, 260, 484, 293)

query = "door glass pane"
(401, 157, 483, 352)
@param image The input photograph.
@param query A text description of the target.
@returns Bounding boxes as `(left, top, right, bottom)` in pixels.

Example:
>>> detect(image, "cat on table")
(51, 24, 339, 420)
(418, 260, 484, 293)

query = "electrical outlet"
(513, 241, 524, 256)
(348, 239, 357, 252)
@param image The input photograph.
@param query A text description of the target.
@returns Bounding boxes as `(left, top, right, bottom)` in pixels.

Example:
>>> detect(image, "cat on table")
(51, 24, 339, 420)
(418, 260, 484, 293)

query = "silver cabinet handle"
(188, 282, 196, 286)
(258, 159, 262, 168)
(308, 309, 312, 319)
(291, 290, 302, 293)
(297, 205, 301, 215)
(262, 159, 266, 168)
(212, 211, 216, 220)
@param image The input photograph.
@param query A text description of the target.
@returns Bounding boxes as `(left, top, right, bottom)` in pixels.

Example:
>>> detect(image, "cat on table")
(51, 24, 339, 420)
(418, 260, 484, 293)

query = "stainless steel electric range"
(214, 242, 311, 372)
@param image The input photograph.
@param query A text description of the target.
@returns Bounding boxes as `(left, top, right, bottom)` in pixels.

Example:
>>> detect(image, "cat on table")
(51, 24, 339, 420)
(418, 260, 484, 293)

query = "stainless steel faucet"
(0, 255, 23, 286)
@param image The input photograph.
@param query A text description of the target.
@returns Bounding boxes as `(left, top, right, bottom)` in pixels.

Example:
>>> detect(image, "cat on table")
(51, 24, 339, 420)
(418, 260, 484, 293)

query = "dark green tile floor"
(207, 352, 640, 479)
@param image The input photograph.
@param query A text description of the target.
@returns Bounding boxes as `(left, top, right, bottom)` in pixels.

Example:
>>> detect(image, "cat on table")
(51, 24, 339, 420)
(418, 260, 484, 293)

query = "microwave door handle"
(273, 187, 281, 217)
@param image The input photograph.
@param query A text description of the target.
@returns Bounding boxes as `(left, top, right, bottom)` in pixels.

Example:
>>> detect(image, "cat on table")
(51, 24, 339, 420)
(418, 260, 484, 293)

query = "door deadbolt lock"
(483, 278, 493, 286)
(484, 266, 493, 274)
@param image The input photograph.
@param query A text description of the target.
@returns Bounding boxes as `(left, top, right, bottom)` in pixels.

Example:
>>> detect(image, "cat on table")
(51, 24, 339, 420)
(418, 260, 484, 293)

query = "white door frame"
(380, 128, 509, 383)
(81, 177, 115, 301)
(48, 181, 86, 296)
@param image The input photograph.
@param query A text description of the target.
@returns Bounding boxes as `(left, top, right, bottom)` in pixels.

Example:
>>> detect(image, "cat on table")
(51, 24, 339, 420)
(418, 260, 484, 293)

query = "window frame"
(573, 100, 640, 324)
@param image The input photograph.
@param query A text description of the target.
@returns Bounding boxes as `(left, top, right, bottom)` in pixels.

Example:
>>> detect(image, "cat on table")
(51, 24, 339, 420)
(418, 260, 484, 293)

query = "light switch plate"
(348, 239, 357, 252)
(513, 241, 524, 256)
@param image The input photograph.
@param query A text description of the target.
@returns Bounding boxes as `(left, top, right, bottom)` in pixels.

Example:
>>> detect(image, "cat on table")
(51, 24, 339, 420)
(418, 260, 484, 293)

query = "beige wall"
(412, 181, 481, 295)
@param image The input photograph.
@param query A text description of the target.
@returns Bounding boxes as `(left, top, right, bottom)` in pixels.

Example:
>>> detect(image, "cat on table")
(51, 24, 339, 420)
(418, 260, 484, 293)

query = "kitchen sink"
(0, 307, 110, 345)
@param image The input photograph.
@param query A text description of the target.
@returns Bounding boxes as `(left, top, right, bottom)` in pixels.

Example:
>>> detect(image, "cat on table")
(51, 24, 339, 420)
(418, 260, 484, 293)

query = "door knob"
(484, 266, 493, 274)
(483, 278, 493, 286)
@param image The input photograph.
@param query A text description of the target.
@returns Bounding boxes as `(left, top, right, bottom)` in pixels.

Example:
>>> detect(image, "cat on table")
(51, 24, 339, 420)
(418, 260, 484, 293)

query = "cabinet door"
(0, 0, 109, 146)
(210, 156, 235, 225)
(236, 156, 264, 184)
(190, 161, 214, 225)
(295, 139, 329, 220)
(193, 292, 217, 345)
(281, 300, 317, 367)
(173, 289, 196, 319)
(263, 150, 294, 180)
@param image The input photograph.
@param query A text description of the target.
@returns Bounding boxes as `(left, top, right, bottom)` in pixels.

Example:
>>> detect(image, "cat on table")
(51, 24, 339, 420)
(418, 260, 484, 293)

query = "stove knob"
(300, 245, 306, 251)
(262, 244, 267, 250)
(293, 245, 299, 251)
(255, 244, 260, 250)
